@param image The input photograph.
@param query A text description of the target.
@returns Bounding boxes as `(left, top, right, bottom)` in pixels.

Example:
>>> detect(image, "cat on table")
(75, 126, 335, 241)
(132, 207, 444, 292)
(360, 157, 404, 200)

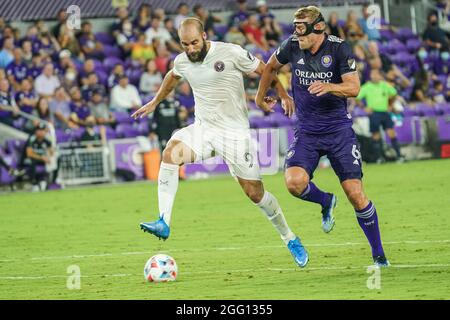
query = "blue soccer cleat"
(140, 216, 170, 240)
(321, 194, 337, 233)
(373, 255, 390, 267)
(287, 237, 309, 268)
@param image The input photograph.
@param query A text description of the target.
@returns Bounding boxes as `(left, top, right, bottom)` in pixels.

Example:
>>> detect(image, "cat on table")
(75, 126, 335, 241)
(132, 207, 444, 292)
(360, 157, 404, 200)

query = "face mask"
(418, 50, 428, 60)
(293, 13, 325, 37)
(441, 51, 450, 61)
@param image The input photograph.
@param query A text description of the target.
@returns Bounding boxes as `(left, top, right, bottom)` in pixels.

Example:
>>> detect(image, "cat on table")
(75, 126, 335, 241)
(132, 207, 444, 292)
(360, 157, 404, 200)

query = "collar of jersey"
(307, 33, 328, 57)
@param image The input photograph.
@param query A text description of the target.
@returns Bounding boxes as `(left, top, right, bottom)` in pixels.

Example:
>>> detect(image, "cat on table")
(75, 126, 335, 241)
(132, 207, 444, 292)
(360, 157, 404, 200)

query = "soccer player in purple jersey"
(256, 6, 389, 267)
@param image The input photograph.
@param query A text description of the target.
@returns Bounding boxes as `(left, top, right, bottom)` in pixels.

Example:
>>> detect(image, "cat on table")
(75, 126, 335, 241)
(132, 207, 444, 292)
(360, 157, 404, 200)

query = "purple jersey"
(70, 102, 91, 120)
(15, 91, 37, 114)
(5, 62, 29, 82)
(275, 34, 357, 134)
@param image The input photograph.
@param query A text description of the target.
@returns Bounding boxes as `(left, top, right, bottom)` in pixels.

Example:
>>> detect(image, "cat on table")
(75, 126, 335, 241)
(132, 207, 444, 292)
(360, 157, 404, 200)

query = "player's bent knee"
(285, 176, 308, 196)
(162, 142, 183, 165)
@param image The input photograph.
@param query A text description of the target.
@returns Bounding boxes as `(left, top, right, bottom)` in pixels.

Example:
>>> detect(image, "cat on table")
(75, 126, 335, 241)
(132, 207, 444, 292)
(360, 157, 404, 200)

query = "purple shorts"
(285, 127, 363, 182)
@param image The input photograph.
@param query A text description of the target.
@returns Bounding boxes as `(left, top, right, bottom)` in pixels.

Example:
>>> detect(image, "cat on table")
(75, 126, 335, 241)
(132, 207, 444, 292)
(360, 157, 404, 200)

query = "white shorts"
(171, 123, 261, 181)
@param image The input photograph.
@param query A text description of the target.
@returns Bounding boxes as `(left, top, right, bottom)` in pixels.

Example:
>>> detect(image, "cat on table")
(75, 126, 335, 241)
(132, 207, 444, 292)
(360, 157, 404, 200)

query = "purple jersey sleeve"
(275, 37, 293, 65)
(337, 41, 357, 76)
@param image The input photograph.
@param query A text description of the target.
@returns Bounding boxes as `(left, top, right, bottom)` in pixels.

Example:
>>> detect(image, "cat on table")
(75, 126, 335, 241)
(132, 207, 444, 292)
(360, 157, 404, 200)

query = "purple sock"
(355, 201, 385, 257)
(298, 182, 332, 209)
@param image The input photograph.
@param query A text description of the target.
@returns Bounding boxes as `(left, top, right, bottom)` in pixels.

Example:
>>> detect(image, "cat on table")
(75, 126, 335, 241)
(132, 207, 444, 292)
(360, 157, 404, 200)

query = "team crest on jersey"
(321, 55, 332, 68)
(347, 58, 356, 70)
(214, 61, 225, 72)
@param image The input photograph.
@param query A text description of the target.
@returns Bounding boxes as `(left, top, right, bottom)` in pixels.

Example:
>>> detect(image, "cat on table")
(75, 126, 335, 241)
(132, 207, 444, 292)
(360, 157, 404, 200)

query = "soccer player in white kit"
(131, 18, 308, 267)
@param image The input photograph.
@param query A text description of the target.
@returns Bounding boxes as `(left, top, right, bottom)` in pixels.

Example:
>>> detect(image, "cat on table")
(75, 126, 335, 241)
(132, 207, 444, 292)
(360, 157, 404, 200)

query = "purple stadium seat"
(137, 121, 149, 135)
(352, 107, 368, 117)
(397, 27, 416, 42)
(391, 52, 416, 66)
(96, 70, 108, 87)
(386, 39, 407, 54)
(393, 117, 414, 144)
(249, 116, 272, 129)
(5, 139, 25, 157)
(103, 57, 123, 71)
(380, 29, 396, 41)
(116, 123, 141, 138)
(55, 129, 72, 143)
(406, 39, 421, 53)
(113, 111, 133, 124)
(437, 116, 450, 140)
(127, 69, 143, 87)
(267, 112, 291, 127)
(103, 44, 123, 58)
(95, 32, 115, 45)
(71, 127, 85, 141)
(214, 25, 228, 37)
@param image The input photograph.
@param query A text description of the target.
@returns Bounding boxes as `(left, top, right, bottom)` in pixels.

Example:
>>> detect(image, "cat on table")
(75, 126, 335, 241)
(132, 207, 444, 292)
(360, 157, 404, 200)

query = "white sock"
(158, 162, 179, 226)
(256, 191, 296, 244)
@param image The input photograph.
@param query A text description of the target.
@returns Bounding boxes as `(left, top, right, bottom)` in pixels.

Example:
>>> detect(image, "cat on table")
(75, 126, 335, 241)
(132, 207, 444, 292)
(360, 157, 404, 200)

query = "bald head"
(178, 18, 208, 62)
(178, 17, 204, 35)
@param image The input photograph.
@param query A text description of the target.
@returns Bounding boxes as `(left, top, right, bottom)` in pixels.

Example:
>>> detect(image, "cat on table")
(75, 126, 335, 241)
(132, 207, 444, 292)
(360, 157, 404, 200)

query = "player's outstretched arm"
(131, 70, 182, 119)
(308, 72, 360, 98)
(255, 56, 294, 117)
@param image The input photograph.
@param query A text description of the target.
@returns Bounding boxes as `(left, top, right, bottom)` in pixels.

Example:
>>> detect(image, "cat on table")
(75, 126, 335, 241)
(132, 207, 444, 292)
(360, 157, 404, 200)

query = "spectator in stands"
(31, 97, 54, 128)
(327, 12, 346, 39)
(111, 6, 130, 38)
(133, 3, 152, 34)
(78, 21, 104, 60)
(278, 64, 292, 92)
(107, 63, 125, 89)
(69, 86, 91, 127)
(81, 72, 106, 102)
(52, 9, 67, 38)
(145, 16, 172, 46)
(23, 122, 53, 192)
(49, 87, 76, 129)
(356, 68, 403, 163)
(116, 18, 137, 57)
(34, 63, 60, 98)
(176, 80, 195, 118)
(110, 74, 142, 112)
(262, 15, 282, 48)
(15, 78, 38, 114)
(229, 0, 250, 28)
(57, 49, 75, 74)
(344, 10, 366, 46)
(61, 66, 79, 92)
(359, 4, 381, 41)
(27, 53, 44, 80)
(153, 41, 171, 74)
(80, 115, 106, 147)
(410, 65, 435, 105)
(423, 12, 449, 52)
(174, 3, 190, 29)
(431, 80, 447, 103)
(139, 59, 162, 96)
(193, 4, 222, 38)
(149, 91, 187, 151)
(6, 47, 28, 91)
(0, 78, 19, 126)
(58, 24, 82, 59)
(0, 36, 14, 69)
(79, 59, 96, 87)
(243, 14, 269, 51)
(154, 8, 167, 25)
(224, 21, 246, 47)
(131, 33, 155, 66)
(39, 32, 60, 59)
(88, 89, 115, 127)
(21, 40, 34, 66)
(163, 18, 183, 53)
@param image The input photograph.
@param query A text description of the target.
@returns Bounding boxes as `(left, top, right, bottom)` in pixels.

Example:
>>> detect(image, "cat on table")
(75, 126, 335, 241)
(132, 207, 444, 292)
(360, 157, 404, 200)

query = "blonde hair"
(294, 6, 321, 21)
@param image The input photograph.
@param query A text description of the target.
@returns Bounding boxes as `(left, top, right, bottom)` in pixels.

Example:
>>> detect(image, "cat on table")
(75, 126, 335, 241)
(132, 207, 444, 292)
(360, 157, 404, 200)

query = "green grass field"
(1, 159, 450, 300)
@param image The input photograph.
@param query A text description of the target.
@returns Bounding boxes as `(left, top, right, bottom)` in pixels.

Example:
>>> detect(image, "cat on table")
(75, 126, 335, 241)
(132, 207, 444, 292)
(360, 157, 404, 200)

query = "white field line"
(0, 239, 449, 263)
(2, 264, 450, 280)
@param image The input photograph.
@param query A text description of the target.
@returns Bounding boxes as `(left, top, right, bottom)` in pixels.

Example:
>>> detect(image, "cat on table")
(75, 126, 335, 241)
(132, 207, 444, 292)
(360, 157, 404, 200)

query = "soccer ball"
(144, 254, 178, 282)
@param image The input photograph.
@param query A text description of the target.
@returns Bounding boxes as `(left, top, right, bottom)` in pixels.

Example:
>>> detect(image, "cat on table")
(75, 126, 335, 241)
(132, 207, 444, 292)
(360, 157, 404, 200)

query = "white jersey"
(172, 41, 259, 134)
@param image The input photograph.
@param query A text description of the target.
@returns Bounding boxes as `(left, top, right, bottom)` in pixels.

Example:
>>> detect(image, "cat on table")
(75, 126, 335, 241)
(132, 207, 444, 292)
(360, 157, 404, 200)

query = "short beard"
(187, 40, 208, 62)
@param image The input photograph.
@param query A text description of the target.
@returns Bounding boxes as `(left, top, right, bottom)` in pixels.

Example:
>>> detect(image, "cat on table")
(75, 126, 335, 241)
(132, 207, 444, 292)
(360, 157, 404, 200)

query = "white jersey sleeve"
(229, 44, 260, 74)
(172, 54, 185, 79)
